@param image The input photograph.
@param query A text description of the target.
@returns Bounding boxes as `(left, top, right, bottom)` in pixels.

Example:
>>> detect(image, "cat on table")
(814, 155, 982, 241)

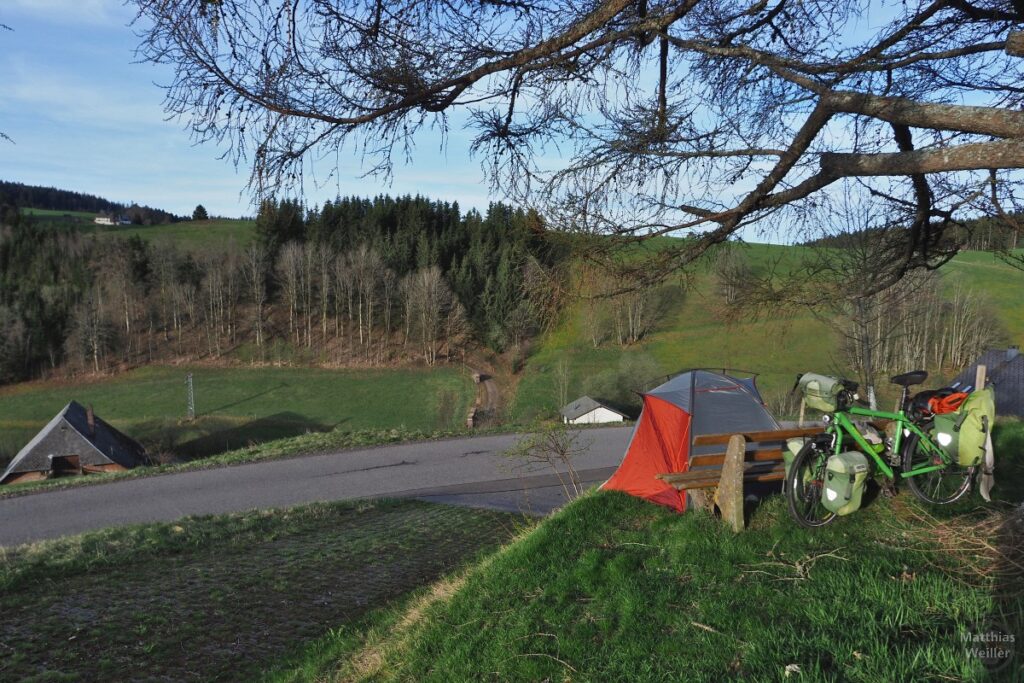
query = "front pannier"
(822, 451, 871, 516)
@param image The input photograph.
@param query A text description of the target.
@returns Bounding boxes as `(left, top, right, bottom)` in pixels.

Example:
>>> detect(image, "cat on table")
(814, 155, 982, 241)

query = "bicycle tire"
(901, 432, 973, 505)
(785, 439, 838, 528)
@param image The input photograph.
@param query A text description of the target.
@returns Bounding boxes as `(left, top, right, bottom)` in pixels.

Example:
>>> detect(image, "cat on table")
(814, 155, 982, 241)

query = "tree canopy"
(192, 204, 209, 221)
(131, 0, 1024, 286)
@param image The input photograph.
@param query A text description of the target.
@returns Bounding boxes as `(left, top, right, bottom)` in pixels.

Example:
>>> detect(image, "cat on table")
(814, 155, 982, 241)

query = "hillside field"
(19, 207, 256, 249)
(104, 218, 256, 247)
(0, 365, 474, 467)
(511, 245, 1024, 422)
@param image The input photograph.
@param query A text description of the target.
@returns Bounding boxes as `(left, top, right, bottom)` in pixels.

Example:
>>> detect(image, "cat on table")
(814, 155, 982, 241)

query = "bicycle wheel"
(785, 440, 837, 528)
(901, 433, 973, 505)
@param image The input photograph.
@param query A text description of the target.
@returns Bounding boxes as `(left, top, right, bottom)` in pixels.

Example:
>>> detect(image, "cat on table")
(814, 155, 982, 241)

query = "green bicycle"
(785, 370, 975, 528)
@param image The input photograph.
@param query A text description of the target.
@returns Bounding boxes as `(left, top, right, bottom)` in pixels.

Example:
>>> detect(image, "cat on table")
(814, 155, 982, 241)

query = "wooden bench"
(656, 423, 892, 531)
(655, 427, 825, 532)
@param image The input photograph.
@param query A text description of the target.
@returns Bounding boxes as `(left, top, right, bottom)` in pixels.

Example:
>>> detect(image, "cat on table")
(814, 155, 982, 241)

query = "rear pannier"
(797, 373, 843, 412)
(929, 387, 995, 467)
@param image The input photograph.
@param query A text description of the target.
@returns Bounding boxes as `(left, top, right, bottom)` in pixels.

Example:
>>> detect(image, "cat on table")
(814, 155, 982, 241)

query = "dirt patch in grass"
(0, 500, 521, 681)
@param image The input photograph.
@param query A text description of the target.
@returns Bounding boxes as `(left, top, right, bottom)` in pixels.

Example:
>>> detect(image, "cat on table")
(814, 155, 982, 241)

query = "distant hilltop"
(0, 179, 183, 224)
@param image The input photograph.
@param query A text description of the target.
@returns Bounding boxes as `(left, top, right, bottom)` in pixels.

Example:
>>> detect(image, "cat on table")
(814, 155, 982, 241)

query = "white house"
(560, 396, 627, 425)
(94, 216, 115, 225)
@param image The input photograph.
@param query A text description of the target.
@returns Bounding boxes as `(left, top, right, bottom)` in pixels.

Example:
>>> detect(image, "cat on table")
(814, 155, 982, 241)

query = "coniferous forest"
(0, 195, 567, 385)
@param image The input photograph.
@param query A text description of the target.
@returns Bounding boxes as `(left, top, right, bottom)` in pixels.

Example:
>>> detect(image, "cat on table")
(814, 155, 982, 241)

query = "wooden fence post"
(718, 435, 746, 533)
(975, 364, 987, 391)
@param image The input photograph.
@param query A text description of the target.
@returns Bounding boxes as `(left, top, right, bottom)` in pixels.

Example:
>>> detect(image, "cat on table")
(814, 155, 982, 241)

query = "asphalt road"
(0, 425, 633, 547)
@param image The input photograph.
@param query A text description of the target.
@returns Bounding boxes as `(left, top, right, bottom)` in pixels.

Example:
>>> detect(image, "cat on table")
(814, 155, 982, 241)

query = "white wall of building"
(566, 407, 624, 425)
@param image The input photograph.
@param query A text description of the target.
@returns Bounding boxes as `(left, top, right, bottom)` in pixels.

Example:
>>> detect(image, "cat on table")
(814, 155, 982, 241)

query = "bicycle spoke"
(902, 433, 972, 505)
(786, 440, 837, 528)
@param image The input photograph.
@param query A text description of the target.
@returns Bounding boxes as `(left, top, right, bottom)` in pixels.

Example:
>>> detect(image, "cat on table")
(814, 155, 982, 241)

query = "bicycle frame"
(825, 406, 948, 480)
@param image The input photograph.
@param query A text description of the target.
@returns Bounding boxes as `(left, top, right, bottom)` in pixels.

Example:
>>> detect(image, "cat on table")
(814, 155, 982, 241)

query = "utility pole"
(186, 373, 195, 421)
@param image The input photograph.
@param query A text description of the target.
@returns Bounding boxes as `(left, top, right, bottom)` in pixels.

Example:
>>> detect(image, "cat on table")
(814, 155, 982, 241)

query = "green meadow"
(19, 208, 256, 249)
(102, 218, 256, 248)
(0, 365, 473, 466)
(511, 245, 1024, 422)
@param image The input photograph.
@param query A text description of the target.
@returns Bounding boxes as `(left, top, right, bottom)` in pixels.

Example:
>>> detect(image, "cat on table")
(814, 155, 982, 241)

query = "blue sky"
(0, 1, 494, 217)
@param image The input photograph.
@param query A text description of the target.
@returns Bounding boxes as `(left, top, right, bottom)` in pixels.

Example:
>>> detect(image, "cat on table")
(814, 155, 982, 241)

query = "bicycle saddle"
(889, 370, 928, 387)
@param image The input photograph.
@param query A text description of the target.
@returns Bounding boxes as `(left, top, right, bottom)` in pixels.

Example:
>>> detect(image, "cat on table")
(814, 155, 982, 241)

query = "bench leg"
(717, 434, 746, 533)
(688, 488, 714, 512)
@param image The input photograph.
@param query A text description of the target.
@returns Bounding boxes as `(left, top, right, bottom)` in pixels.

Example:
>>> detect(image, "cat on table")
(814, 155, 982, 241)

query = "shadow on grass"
(172, 412, 340, 461)
(197, 382, 290, 417)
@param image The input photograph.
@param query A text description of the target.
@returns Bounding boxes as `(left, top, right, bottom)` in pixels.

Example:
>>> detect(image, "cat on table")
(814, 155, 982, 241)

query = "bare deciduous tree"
(332, 252, 354, 353)
(712, 243, 753, 308)
(132, 1, 1024, 289)
(350, 244, 384, 355)
(503, 423, 591, 503)
(277, 241, 304, 344)
(243, 242, 269, 349)
(69, 290, 115, 373)
(402, 266, 462, 365)
(315, 242, 333, 344)
(774, 202, 1002, 406)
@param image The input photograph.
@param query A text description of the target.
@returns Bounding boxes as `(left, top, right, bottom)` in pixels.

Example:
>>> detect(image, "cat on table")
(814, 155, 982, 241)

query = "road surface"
(0, 426, 633, 547)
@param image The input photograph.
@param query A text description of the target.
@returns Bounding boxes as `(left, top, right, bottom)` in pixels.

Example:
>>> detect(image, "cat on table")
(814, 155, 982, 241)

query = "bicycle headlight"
(937, 432, 953, 447)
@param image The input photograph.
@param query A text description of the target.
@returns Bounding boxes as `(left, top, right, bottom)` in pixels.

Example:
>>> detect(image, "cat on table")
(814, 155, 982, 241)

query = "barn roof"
(953, 347, 1023, 417)
(560, 396, 627, 421)
(1, 401, 145, 479)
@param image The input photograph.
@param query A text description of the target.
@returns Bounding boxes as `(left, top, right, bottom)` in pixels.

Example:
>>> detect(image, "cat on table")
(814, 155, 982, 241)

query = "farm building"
(953, 346, 1023, 417)
(560, 396, 628, 425)
(0, 401, 146, 485)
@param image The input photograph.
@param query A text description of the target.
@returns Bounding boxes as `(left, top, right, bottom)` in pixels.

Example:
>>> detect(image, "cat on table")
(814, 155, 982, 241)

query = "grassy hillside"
(19, 207, 255, 249)
(0, 365, 473, 465)
(512, 245, 1024, 422)
(102, 218, 256, 247)
(272, 422, 1024, 681)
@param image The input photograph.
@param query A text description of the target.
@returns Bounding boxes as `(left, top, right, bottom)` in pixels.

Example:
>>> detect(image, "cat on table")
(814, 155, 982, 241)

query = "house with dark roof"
(953, 346, 1024, 417)
(560, 396, 628, 425)
(1, 401, 146, 485)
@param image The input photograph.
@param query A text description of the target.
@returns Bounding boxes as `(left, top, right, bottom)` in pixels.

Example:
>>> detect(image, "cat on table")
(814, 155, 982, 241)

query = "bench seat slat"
(691, 427, 823, 446)
(656, 461, 786, 487)
(688, 448, 783, 468)
(657, 465, 787, 490)
(691, 421, 891, 446)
